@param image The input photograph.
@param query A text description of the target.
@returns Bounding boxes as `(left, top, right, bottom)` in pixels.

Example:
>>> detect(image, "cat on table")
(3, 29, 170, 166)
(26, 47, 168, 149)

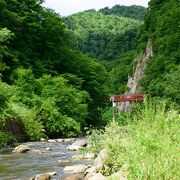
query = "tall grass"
(86, 100, 180, 179)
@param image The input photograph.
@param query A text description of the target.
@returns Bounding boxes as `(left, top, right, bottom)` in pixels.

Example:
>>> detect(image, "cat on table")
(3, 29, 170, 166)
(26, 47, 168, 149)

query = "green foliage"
(0, 92, 7, 112)
(99, 5, 146, 20)
(109, 50, 137, 94)
(7, 103, 43, 141)
(86, 100, 180, 178)
(0, 131, 12, 147)
(0, 28, 15, 74)
(37, 74, 89, 137)
(10, 68, 89, 138)
(65, 11, 142, 60)
(0, 0, 110, 130)
(141, 0, 180, 103)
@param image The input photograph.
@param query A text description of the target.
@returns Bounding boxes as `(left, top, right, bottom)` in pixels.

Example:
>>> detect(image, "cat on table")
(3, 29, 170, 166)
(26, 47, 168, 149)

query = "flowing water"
(0, 140, 93, 180)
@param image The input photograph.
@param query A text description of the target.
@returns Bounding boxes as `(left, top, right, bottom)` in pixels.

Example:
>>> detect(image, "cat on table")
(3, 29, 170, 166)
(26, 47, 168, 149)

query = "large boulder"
(63, 164, 88, 174)
(12, 145, 30, 153)
(85, 166, 97, 173)
(62, 174, 83, 180)
(107, 170, 127, 180)
(67, 139, 87, 151)
(83, 173, 106, 180)
(94, 149, 107, 170)
(29, 172, 57, 180)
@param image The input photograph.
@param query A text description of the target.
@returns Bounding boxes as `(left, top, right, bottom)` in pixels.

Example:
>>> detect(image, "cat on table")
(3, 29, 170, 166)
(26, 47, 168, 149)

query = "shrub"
(6, 102, 44, 141)
(0, 131, 12, 147)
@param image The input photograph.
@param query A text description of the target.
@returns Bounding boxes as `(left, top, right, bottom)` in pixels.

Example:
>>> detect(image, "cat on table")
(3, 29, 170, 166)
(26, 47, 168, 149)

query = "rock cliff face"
(119, 40, 153, 112)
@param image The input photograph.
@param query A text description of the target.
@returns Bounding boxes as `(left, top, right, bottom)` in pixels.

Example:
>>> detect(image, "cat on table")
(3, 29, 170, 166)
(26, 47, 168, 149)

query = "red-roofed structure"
(110, 94, 146, 102)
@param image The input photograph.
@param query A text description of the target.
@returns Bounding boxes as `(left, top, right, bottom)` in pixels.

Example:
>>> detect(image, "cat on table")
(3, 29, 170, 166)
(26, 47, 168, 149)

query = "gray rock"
(63, 164, 88, 174)
(67, 139, 87, 151)
(94, 149, 107, 170)
(12, 145, 30, 153)
(85, 166, 96, 173)
(83, 173, 106, 180)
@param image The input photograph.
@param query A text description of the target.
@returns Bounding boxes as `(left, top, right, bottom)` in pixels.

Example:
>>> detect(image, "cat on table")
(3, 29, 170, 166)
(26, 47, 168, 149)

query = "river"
(0, 140, 93, 180)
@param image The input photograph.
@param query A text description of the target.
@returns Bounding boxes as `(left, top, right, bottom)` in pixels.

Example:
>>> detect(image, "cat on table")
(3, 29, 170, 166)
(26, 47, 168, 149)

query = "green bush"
(0, 131, 12, 147)
(11, 68, 89, 138)
(86, 100, 180, 179)
(8, 103, 44, 141)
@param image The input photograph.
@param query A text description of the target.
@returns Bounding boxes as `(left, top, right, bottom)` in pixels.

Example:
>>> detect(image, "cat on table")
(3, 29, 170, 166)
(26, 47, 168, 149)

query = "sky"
(43, 0, 149, 16)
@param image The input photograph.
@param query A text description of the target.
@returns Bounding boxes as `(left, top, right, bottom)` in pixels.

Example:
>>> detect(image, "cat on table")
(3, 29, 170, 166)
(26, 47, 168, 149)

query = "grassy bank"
(86, 100, 180, 179)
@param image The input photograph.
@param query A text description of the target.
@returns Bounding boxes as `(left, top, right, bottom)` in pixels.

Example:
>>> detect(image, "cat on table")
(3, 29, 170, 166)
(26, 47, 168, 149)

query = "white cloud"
(43, 0, 149, 16)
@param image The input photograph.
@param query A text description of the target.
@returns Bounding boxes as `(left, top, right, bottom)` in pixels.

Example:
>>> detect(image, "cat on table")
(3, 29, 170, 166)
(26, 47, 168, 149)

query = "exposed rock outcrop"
(119, 40, 153, 112)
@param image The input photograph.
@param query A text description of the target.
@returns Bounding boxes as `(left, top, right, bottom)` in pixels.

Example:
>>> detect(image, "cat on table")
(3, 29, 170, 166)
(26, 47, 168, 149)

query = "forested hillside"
(65, 11, 143, 61)
(141, 0, 180, 103)
(0, 1, 179, 179)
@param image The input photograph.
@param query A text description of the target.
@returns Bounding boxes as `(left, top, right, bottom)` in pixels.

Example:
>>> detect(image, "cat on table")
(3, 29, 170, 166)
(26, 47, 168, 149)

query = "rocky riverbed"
(0, 139, 93, 180)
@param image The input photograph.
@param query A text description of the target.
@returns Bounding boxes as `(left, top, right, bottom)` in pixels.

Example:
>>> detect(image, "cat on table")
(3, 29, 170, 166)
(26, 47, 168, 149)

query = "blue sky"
(43, 0, 149, 16)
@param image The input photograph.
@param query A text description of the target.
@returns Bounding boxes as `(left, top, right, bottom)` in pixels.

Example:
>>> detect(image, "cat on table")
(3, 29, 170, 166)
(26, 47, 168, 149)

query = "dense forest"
(0, 0, 179, 148)
(99, 5, 146, 20)
(64, 11, 143, 61)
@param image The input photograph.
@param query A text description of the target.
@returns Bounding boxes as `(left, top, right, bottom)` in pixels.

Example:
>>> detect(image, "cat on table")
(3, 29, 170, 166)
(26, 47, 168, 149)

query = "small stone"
(56, 139, 64, 143)
(58, 159, 70, 164)
(45, 147, 53, 151)
(47, 139, 57, 143)
(12, 145, 30, 153)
